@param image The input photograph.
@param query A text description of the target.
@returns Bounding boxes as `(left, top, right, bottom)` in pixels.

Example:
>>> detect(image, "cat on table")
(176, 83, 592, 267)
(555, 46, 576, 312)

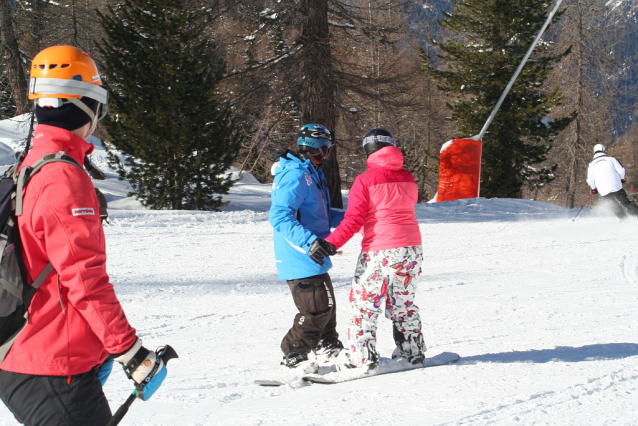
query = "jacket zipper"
(310, 166, 329, 218)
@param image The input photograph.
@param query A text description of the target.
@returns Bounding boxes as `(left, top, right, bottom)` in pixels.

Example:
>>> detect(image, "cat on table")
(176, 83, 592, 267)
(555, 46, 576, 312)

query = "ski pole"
(106, 391, 137, 426)
(572, 192, 594, 222)
(23, 111, 35, 155)
(623, 182, 638, 193)
(106, 345, 179, 426)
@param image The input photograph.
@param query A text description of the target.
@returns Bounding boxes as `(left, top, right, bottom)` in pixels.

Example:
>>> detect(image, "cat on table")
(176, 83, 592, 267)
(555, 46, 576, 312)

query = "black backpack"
(0, 152, 81, 363)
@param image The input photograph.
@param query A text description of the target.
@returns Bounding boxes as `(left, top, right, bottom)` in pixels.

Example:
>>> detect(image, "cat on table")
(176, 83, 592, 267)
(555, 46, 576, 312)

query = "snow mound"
(226, 166, 261, 184)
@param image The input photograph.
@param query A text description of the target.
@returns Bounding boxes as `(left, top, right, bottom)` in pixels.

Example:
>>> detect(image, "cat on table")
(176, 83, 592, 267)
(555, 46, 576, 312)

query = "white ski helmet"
(593, 144, 606, 155)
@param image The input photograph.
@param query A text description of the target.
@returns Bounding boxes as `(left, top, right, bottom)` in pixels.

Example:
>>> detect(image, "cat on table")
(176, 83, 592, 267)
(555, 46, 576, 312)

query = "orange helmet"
(29, 45, 108, 124)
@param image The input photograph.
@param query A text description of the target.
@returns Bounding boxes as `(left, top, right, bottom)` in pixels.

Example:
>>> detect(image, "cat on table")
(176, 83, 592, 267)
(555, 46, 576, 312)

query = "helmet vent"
(49, 64, 58, 69)
(61, 64, 70, 68)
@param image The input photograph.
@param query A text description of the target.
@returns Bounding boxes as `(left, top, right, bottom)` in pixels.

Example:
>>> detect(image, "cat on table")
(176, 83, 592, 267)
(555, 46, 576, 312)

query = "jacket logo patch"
(304, 173, 313, 186)
(72, 208, 95, 216)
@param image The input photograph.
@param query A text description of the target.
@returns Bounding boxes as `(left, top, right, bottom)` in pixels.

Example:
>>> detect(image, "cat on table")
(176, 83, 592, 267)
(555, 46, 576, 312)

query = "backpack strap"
(15, 152, 81, 216)
(0, 216, 15, 273)
(0, 328, 21, 364)
(31, 262, 54, 292)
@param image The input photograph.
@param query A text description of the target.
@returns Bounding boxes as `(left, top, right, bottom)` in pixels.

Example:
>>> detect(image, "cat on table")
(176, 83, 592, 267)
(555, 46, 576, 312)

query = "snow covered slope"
(0, 117, 636, 425)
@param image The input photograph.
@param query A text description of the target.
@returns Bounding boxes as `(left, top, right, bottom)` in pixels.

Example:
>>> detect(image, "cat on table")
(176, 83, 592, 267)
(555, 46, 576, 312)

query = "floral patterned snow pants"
(347, 245, 424, 366)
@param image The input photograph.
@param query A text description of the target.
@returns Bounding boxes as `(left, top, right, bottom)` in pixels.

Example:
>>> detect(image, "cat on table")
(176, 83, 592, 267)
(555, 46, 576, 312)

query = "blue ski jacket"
(269, 152, 344, 280)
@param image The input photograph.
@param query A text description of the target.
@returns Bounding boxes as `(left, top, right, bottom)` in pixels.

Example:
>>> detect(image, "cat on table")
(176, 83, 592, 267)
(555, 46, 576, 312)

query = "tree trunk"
(0, 0, 29, 114)
(300, 0, 343, 208)
(566, 0, 585, 210)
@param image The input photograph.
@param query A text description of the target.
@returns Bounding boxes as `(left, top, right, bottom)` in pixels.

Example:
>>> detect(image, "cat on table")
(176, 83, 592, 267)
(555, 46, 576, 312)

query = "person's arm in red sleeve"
(32, 165, 137, 354)
(325, 175, 369, 250)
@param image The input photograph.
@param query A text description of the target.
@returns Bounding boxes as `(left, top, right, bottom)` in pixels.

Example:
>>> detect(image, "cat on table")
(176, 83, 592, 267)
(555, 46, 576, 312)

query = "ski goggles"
(304, 145, 332, 158)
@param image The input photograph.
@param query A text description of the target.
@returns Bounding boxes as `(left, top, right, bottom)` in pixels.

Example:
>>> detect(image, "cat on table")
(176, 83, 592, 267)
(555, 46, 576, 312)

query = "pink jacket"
(1, 125, 137, 376)
(326, 146, 421, 252)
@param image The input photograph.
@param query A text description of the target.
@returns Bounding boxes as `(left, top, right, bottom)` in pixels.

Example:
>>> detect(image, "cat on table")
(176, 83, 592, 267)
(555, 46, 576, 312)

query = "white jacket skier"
(586, 144, 638, 218)
(586, 145, 624, 196)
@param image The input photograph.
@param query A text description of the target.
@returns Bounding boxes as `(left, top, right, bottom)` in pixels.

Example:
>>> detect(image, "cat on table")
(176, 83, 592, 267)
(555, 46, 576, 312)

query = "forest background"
(1, 0, 637, 210)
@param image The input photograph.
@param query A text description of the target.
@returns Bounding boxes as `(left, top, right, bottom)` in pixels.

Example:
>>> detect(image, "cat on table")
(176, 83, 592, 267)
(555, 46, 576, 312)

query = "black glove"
(308, 238, 337, 265)
(622, 179, 626, 184)
(592, 188, 598, 195)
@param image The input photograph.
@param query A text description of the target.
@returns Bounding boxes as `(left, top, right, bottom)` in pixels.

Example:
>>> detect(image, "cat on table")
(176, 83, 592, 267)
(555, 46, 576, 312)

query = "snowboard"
(302, 351, 460, 385)
(254, 360, 322, 387)
(254, 379, 287, 387)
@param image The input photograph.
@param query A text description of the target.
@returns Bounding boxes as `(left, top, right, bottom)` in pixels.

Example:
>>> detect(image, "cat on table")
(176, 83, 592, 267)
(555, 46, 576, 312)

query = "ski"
(302, 351, 460, 385)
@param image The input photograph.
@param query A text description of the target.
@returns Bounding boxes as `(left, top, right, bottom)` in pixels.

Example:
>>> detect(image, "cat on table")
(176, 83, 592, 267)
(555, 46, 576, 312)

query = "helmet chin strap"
(87, 109, 101, 138)
(84, 117, 98, 139)
(67, 98, 99, 138)
(67, 98, 96, 122)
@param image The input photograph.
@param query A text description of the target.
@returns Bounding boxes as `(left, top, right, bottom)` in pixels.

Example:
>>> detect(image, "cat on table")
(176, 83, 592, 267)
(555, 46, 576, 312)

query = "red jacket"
(0, 124, 136, 376)
(326, 146, 422, 252)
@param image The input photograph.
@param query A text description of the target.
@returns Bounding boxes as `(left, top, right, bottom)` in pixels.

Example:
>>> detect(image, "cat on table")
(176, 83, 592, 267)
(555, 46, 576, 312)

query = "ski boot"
(314, 339, 344, 365)
(392, 329, 426, 365)
(360, 340, 380, 373)
(281, 352, 318, 374)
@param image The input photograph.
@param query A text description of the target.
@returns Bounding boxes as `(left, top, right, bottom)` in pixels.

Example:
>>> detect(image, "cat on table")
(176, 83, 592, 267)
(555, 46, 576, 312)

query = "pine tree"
(0, 76, 17, 120)
(424, 0, 573, 198)
(97, 0, 243, 210)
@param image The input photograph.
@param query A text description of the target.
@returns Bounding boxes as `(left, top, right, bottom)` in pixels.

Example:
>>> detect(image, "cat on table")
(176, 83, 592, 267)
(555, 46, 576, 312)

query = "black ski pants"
(0, 367, 111, 426)
(603, 189, 638, 219)
(281, 272, 339, 356)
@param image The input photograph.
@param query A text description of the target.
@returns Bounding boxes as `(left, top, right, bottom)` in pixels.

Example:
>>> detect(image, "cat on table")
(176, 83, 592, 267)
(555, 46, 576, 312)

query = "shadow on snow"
(458, 343, 638, 364)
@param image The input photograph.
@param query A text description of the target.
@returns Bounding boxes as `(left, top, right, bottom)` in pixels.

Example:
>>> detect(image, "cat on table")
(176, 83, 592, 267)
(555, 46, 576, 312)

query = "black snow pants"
(281, 272, 339, 356)
(604, 189, 638, 219)
(0, 367, 112, 426)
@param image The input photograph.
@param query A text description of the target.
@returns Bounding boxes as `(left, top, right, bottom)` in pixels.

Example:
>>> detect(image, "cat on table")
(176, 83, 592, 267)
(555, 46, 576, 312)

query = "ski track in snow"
(446, 363, 638, 425)
(621, 254, 638, 287)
